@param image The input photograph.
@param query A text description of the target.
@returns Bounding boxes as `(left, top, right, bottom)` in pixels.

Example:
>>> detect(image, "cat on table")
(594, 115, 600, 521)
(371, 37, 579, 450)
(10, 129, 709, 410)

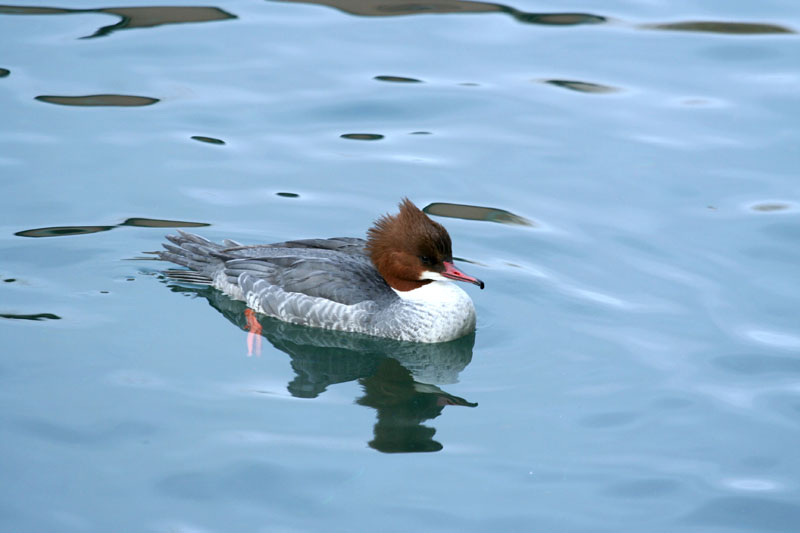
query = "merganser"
(156, 198, 484, 343)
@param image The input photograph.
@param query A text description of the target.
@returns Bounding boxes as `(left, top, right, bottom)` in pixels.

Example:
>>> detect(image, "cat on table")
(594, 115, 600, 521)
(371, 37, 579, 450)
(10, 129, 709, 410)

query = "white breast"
(393, 280, 469, 304)
(388, 281, 477, 343)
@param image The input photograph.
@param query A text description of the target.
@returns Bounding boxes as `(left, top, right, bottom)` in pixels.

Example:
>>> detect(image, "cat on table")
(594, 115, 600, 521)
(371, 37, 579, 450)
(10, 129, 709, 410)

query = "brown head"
(366, 198, 485, 292)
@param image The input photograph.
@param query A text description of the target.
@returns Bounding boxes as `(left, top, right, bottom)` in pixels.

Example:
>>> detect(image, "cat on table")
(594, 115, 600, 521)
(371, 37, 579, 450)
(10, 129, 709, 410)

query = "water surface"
(1, 0, 799, 531)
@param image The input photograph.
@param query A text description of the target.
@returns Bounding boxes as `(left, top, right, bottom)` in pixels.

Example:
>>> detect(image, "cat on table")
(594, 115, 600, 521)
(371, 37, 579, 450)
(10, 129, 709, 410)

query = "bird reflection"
(166, 282, 477, 453)
(358, 357, 476, 453)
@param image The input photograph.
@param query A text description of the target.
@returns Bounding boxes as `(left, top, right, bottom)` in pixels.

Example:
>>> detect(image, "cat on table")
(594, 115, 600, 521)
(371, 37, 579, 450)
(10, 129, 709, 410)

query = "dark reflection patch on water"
(374, 75, 422, 83)
(276, 0, 605, 27)
(410, 131, 431, 135)
(341, 133, 384, 140)
(272, 0, 797, 38)
(541, 79, 620, 94)
(0, 5, 236, 39)
(507, 11, 605, 26)
(0, 312, 61, 321)
(276, 192, 300, 198)
(16, 218, 209, 238)
(190, 135, 226, 145)
(750, 202, 794, 212)
(14, 225, 115, 238)
(35, 94, 160, 107)
(643, 21, 795, 35)
(121, 218, 210, 229)
(681, 98, 714, 106)
(424, 202, 534, 226)
(161, 282, 477, 453)
(0, 68, 9, 77)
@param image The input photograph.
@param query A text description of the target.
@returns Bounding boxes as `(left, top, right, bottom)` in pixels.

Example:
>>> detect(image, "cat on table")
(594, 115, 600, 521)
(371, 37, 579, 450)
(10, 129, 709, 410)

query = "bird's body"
(157, 199, 483, 343)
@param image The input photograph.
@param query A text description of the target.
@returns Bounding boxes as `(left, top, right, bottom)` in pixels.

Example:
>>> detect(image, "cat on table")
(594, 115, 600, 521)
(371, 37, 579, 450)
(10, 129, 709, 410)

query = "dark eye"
(419, 255, 433, 266)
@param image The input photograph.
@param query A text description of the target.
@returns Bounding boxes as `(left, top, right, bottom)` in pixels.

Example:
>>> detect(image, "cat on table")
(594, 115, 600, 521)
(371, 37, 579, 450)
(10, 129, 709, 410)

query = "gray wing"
(219, 247, 392, 305)
(221, 237, 368, 257)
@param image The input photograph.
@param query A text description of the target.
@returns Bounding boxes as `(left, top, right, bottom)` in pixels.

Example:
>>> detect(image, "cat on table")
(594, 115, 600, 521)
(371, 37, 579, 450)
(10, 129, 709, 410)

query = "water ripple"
(745, 329, 800, 350)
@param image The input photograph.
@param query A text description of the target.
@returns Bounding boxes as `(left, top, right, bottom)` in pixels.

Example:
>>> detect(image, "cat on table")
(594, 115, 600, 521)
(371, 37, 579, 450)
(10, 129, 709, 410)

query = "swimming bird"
(157, 198, 483, 343)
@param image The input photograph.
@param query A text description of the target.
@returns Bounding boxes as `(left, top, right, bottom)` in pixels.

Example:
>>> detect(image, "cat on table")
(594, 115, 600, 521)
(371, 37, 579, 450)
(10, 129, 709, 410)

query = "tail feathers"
(157, 231, 228, 277)
(163, 269, 213, 285)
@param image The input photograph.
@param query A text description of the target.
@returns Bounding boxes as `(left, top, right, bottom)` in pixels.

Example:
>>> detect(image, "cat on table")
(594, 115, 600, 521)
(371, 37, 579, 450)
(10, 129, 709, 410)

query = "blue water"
(2, 0, 800, 531)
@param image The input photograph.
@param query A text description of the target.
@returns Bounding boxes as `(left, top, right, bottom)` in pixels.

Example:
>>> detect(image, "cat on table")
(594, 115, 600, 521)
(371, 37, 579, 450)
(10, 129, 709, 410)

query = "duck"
(157, 198, 483, 343)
